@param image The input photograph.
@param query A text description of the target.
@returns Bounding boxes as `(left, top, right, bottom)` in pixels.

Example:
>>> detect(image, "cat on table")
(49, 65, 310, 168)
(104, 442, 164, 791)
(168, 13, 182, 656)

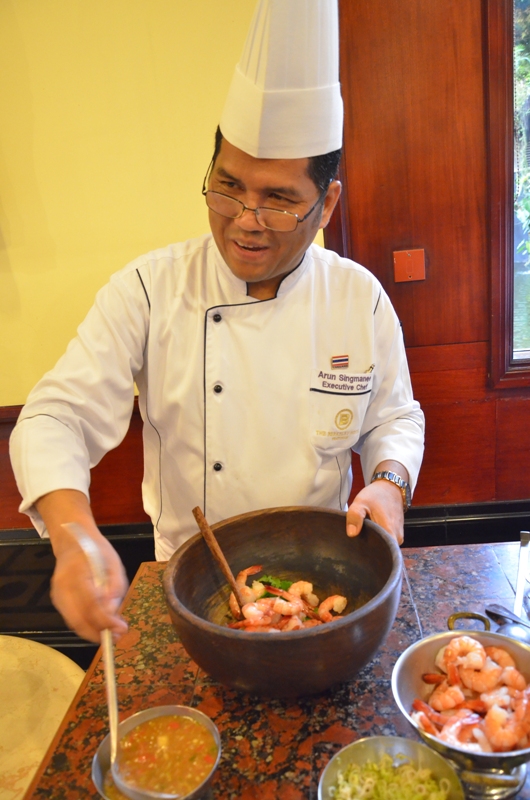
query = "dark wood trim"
(0, 401, 149, 529)
(487, 0, 530, 387)
(406, 342, 488, 374)
(0, 406, 22, 422)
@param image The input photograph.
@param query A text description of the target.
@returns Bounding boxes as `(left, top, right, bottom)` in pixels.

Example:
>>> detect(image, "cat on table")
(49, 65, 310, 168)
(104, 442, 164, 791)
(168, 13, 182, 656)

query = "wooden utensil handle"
(192, 507, 244, 611)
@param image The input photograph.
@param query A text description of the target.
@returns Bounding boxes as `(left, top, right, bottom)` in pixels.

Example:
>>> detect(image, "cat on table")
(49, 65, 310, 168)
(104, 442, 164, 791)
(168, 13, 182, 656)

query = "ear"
(319, 180, 342, 229)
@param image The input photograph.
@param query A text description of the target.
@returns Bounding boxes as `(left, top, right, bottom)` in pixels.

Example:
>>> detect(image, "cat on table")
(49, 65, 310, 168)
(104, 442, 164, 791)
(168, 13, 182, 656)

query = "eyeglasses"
(201, 164, 325, 232)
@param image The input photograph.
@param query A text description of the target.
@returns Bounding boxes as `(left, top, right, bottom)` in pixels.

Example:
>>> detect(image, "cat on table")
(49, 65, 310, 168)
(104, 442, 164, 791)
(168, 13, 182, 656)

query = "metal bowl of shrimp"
(163, 506, 402, 697)
(392, 629, 530, 799)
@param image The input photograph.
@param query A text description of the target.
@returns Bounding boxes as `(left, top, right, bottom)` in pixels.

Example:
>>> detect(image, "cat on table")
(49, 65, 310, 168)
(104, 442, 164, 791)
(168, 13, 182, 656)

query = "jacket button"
(213, 313, 222, 323)
(214, 384, 223, 394)
(213, 462, 223, 471)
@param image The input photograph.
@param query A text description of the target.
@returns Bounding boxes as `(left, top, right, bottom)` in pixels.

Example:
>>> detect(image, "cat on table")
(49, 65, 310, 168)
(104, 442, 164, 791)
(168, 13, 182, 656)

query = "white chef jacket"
(10, 234, 424, 560)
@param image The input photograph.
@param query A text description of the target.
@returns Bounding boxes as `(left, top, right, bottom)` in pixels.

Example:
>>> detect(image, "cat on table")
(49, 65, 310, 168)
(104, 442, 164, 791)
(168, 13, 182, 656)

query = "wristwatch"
(371, 471, 411, 512)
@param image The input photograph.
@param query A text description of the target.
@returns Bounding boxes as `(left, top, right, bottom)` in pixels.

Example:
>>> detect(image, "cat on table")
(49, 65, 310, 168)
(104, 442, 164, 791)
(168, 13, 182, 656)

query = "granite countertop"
(22, 543, 530, 799)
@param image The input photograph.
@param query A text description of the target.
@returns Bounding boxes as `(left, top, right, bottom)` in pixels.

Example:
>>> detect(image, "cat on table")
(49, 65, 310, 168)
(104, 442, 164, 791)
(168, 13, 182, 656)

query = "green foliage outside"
(514, 2, 530, 264)
(514, 1, 530, 350)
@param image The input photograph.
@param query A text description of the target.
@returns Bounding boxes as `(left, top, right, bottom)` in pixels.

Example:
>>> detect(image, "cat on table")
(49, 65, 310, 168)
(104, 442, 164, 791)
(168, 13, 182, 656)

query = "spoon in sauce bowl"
(62, 523, 119, 768)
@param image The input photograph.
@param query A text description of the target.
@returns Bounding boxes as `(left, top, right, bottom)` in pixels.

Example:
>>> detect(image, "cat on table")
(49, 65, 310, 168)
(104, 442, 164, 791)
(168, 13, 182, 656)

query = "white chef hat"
(219, 0, 343, 159)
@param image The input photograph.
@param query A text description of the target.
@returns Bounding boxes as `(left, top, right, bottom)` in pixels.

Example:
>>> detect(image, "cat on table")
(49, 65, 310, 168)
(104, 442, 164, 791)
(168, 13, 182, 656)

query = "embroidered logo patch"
(331, 354, 349, 369)
(335, 409, 354, 430)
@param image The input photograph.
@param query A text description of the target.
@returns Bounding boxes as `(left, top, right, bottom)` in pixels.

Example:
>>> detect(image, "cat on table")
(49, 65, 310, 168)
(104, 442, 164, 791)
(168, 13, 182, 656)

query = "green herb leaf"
(260, 575, 293, 591)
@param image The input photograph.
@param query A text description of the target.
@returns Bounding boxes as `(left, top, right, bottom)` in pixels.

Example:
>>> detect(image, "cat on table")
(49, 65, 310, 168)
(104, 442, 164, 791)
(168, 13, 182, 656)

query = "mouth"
(233, 239, 269, 253)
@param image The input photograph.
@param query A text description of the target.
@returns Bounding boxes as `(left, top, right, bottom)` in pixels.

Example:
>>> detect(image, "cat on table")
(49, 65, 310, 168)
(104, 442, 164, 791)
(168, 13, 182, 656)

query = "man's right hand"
(36, 489, 129, 643)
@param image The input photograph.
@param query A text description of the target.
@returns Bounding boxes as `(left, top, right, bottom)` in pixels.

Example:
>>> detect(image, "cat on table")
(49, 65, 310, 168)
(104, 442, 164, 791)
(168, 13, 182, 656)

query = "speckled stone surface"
(22, 544, 530, 799)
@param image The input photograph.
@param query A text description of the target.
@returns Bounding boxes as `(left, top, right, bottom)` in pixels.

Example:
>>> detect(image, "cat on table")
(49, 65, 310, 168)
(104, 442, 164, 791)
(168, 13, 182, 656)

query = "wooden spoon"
(192, 506, 245, 614)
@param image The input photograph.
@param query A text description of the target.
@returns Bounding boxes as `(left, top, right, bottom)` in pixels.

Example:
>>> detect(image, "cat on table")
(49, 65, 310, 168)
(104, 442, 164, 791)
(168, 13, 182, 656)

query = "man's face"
(207, 139, 341, 299)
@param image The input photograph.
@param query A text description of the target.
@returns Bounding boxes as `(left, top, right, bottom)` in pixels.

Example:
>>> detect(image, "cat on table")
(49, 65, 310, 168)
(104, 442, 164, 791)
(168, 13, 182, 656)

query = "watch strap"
(371, 470, 411, 511)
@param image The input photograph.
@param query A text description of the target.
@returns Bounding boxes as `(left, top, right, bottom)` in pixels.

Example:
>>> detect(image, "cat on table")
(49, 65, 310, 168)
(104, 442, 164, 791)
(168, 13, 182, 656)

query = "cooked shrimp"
(301, 619, 323, 628)
(483, 704, 526, 752)
(485, 646, 516, 669)
(318, 595, 347, 622)
(251, 580, 266, 598)
(470, 727, 494, 753)
(444, 635, 486, 671)
(411, 710, 440, 737)
(288, 581, 319, 608)
(513, 686, 530, 732)
(422, 673, 446, 685)
(454, 698, 488, 713)
(433, 646, 457, 684)
(459, 657, 503, 693)
(263, 585, 320, 619)
(429, 680, 466, 711)
(412, 698, 451, 727)
(241, 598, 279, 626)
(480, 685, 513, 710)
(227, 600, 280, 629)
(229, 565, 264, 619)
(278, 615, 305, 631)
(435, 646, 449, 674)
(438, 710, 482, 749)
(433, 646, 460, 685)
(237, 565, 264, 595)
(237, 624, 280, 632)
(226, 568, 350, 631)
(227, 619, 279, 630)
(500, 666, 527, 691)
(272, 596, 305, 616)
(457, 726, 478, 747)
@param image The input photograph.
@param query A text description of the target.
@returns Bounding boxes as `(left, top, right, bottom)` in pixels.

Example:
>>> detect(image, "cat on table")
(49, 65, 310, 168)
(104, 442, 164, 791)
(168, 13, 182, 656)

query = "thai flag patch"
(331, 354, 349, 369)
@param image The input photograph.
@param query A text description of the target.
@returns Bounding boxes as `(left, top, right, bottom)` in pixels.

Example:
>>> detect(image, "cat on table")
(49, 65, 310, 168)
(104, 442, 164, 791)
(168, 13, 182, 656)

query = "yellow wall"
(0, 0, 264, 406)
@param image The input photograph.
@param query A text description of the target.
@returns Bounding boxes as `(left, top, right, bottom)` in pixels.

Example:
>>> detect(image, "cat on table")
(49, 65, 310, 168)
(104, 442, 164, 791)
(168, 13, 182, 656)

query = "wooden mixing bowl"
(163, 506, 402, 696)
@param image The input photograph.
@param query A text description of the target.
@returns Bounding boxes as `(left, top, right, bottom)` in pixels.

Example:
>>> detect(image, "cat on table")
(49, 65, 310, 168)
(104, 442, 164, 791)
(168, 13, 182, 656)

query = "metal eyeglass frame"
(201, 160, 326, 232)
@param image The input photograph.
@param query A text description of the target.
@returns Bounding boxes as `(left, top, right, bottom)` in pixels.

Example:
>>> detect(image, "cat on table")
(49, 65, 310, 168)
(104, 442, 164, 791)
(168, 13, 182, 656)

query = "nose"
(235, 206, 263, 232)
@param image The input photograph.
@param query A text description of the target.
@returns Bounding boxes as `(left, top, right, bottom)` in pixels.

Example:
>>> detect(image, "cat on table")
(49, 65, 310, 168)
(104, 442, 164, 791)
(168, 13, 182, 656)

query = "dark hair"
(212, 126, 341, 193)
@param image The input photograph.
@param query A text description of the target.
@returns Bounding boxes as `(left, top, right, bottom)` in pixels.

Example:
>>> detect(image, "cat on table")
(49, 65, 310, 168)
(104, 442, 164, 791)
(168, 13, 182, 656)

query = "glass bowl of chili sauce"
(92, 705, 221, 800)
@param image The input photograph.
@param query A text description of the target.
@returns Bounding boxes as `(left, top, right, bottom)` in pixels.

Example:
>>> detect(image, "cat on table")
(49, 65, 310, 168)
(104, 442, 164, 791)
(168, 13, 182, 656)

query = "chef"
(9, 0, 424, 644)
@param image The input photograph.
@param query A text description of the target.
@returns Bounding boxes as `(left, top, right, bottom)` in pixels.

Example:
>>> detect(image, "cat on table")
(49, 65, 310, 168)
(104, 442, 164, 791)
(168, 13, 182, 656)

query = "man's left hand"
(346, 469, 407, 545)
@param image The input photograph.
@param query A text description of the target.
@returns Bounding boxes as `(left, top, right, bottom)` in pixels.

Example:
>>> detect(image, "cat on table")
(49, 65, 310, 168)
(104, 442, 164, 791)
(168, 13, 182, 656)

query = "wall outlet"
(393, 249, 426, 282)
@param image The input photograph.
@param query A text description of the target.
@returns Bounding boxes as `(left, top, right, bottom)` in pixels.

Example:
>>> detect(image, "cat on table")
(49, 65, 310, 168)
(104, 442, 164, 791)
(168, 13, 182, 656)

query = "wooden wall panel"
(413, 400, 497, 504)
(89, 405, 150, 525)
(0, 404, 149, 530)
(349, 453, 365, 504)
(337, 0, 488, 348)
(0, 407, 25, 529)
(406, 343, 487, 374)
(1, 390, 528, 528)
(496, 397, 530, 498)
(327, 0, 530, 508)
(411, 370, 488, 405)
